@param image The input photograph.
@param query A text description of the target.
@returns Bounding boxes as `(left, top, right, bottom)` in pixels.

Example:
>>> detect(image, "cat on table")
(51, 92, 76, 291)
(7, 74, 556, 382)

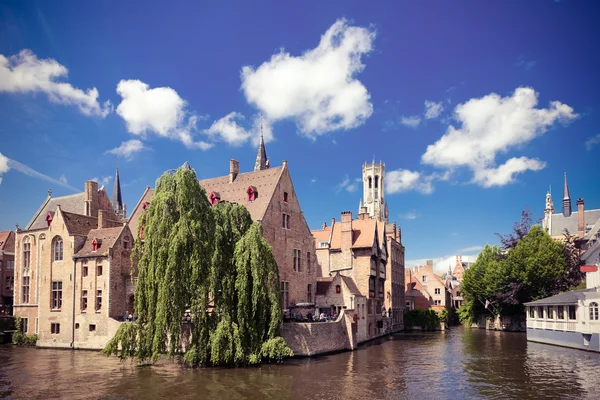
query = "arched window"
(53, 238, 63, 261)
(368, 177, 372, 189)
(590, 302, 599, 321)
(374, 175, 379, 189)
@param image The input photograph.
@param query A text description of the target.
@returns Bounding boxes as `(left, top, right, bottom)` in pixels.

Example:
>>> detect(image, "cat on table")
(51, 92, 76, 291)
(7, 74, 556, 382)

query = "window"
(374, 175, 379, 189)
(97, 265, 103, 276)
(568, 305, 577, 320)
(96, 290, 102, 311)
(53, 238, 63, 261)
(557, 305, 565, 320)
(282, 213, 290, 229)
(319, 241, 328, 249)
(51, 323, 60, 334)
(5, 277, 13, 291)
(590, 302, 599, 321)
(283, 192, 288, 202)
(75, 323, 80, 329)
(89, 324, 96, 332)
(293, 249, 301, 272)
(280, 281, 289, 309)
(23, 237, 31, 270)
(307, 284, 312, 303)
(369, 278, 375, 296)
(336, 285, 341, 294)
(21, 318, 28, 334)
(22, 276, 30, 303)
(92, 239, 99, 252)
(368, 176, 372, 189)
(538, 306, 544, 319)
(82, 290, 88, 311)
(548, 306, 554, 319)
(306, 252, 311, 272)
(422, 276, 427, 283)
(435, 288, 441, 295)
(52, 281, 62, 309)
(123, 238, 129, 249)
(529, 307, 535, 318)
(247, 186, 258, 201)
(82, 265, 88, 277)
(434, 300, 441, 306)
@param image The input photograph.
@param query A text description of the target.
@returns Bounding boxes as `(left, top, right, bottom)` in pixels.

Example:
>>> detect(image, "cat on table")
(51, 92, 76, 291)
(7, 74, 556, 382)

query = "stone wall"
(282, 311, 354, 356)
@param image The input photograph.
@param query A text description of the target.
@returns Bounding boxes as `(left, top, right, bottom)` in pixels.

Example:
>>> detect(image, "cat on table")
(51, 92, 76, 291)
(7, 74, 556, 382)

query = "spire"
(254, 118, 268, 172)
(112, 165, 124, 218)
(562, 172, 572, 217)
(359, 198, 363, 214)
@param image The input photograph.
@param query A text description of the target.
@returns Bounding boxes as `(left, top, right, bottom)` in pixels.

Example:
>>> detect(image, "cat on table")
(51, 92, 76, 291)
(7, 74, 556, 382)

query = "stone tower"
(543, 186, 555, 233)
(562, 172, 572, 217)
(362, 160, 388, 222)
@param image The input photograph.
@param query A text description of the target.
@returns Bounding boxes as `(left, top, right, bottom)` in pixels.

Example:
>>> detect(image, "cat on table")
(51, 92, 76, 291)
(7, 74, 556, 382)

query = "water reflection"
(1, 328, 599, 399)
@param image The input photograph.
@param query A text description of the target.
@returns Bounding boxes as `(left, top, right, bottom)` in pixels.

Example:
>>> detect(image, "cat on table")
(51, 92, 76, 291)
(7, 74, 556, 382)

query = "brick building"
(128, 135, 317, 310)
(0, 231, 15, 315)
(405, 260, 451, 313)
(13, 170, 136, 348)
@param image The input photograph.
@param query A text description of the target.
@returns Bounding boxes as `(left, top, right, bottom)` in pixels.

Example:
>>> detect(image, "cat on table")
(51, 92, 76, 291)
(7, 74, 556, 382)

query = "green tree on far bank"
(459, 211, 581, 324)
(103, 166, 292, 366)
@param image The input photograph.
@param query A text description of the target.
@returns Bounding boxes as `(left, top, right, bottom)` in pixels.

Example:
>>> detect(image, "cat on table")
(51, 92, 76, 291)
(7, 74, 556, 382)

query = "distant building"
(404, 260, 451, 313)
(128, 134, 317, 311)
(0, 230, 15, 315)
(13, 171, 135, 348)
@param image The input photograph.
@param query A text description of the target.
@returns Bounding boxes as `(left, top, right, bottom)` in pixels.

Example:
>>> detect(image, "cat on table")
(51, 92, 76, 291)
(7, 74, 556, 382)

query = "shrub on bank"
(404, 309, 441, 331)
(12, 317, 38, 346)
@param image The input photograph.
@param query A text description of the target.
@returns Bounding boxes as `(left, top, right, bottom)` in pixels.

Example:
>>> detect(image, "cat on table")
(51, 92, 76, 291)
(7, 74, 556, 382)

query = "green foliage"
(11, 317, 37, 345)
(437, 308, 448, 323)
(104, 167, 293, 367)
(461, 224, 572, 323)
(260, 337, 295, 362)
(404, 309, 440, 331)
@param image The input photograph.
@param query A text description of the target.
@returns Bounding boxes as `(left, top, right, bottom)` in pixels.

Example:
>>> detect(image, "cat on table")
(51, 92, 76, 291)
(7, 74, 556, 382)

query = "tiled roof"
(62, 211, 98, 236)
(550, 209, 600, 236)
(0, 231, 12, 250)
(75, 226, 125, 257)
(26, 193, 85, 230)
(199, 166, 284, 221)
(340, 275, 362, 296)
(524, 288, 597, 306)
(312, 227, 332, 243)
(329, 218, 378, 249)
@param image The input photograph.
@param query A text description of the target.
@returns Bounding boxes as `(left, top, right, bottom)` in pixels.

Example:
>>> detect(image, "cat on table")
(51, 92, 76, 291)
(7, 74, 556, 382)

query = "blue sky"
(1, 1, 599, 270)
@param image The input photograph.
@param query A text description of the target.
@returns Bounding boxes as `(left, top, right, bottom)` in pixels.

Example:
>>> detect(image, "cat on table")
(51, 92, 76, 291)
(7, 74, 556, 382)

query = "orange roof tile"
(311, 227, 332, 243)
(0, 230, 13, 250)
(75, 226, 127, 257)
(62, 211, 98, 236)
(329, 218, 378, 249)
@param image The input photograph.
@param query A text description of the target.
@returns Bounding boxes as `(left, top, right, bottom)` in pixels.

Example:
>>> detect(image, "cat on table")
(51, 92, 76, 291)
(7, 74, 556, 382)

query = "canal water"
(1, 328, 599, 399)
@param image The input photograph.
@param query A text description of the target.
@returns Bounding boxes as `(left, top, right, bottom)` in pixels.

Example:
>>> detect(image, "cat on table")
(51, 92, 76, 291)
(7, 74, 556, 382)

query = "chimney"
(341, 211, 353, 249)
(84, 180, 99, 217)
(426, 260, 433, 270)
(229, 159, 239, 183)
(98, 210, 107, 229)
(577, 198, 585, 236)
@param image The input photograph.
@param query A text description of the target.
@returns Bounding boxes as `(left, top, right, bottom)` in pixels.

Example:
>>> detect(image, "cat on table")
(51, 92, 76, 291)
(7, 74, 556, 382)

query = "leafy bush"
(12, 318, 38, 346)
(260, 337, 294, 363)
(404, 309, 440, 331)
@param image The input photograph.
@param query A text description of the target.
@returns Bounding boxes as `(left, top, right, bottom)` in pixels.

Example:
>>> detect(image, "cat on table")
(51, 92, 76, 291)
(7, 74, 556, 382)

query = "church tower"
(112, 166, 126, 218)
(562, 172, 572, 217)
(362, 160, 388, 222)
(543, 187, 555, 233)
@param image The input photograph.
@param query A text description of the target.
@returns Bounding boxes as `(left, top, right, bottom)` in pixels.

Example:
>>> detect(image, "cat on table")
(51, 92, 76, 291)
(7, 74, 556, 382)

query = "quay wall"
(281, 313, 353, 356)
(472, 314, 526, 332)
(527, 328, 600, 352)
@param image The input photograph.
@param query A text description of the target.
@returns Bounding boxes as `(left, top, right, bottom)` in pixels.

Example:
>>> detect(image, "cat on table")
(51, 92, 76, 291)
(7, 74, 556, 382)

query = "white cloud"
(400, 115, 421, 128)
(472, 157, 546, 187)
(399, 211, 417, 220)
(115, 79, 212, 150)
(241, 18, 375, 137)
(0, 153, 9, 184)
(458, 245, 484, 253)
(59, 174, 68, 185)
(422, 87, 577, 187)
(386, 169, 434, 194)
(585, 133, 600, 151)
(311, 178, 317, 183)
(204, 112, 251, 146)
(0, 152, 78, 191)
(105, 139, 146, 160)
(0, 49, 112, 117)
(424, 100, 443, 119)
(336, 175, 361, 193)
(90, 176, 113, 186)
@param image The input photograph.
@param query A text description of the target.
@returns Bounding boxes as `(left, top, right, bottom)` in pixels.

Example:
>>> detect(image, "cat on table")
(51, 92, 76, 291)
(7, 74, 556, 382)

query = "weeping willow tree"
(104, 166, 292, 366)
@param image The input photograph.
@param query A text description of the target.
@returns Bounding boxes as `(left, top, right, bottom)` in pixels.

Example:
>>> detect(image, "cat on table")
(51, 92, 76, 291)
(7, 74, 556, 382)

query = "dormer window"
(92, 238, 101, 252)
(142, 202, 150, 211)
(209, 192, 221, 206)
(283, 192, 289, 202)
(336, 285, 341, 294)
(46, 211, 53, 227)
(247, 186, 258, 202)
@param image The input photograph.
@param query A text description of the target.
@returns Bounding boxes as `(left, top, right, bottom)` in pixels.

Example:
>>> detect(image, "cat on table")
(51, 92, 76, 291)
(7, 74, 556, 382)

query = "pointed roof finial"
(48, 188, 52, 197)
(563, 172, 571, 200)
(562, 172, 572, 217)
(254, 118, 268, 172)
(112, 164, 124, 218)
